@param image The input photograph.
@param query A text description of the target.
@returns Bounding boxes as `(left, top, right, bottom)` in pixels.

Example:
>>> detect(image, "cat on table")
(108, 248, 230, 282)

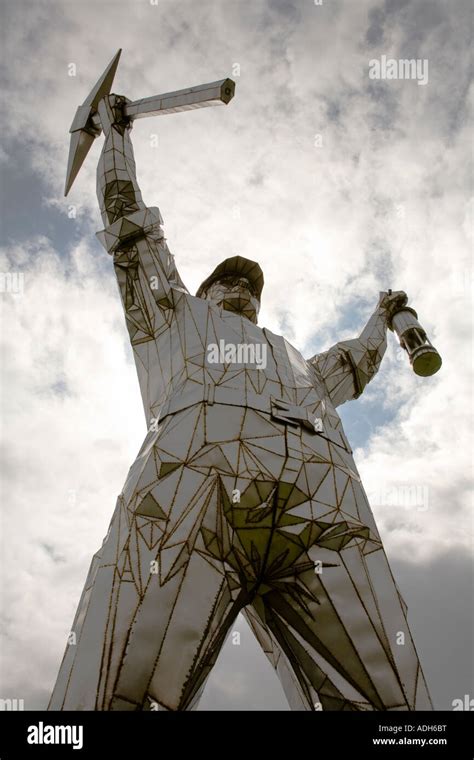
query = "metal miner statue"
(49, 51, 440, 711)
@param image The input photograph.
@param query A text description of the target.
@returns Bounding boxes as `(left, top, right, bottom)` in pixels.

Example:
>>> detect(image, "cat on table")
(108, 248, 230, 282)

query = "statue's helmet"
(196, 255, 264, 300)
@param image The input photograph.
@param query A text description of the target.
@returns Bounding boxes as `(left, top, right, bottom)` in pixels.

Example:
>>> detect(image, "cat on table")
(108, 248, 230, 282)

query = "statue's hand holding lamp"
(385, 289, 442, 377)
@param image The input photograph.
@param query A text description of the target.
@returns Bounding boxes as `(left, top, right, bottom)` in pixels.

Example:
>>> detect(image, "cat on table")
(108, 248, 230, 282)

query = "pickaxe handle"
(89, 78, 235, 130)
(124, 79, 235, 119)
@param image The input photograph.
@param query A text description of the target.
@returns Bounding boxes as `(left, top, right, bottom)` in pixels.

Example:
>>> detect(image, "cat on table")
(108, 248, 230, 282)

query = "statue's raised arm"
(63, 50, 235, 420)
(96, 94, 146, 226)
(95, 91, 187, 329)
(309, 290, 407, 407)
(309, 289, 442, 408)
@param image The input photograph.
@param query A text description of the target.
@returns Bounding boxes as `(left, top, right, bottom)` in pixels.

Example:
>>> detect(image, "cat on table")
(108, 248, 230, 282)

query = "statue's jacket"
(96, 205, 385, 561)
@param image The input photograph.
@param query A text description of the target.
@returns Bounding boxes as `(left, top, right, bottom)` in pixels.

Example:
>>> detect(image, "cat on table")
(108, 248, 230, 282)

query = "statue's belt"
(156, 385, 352, 453)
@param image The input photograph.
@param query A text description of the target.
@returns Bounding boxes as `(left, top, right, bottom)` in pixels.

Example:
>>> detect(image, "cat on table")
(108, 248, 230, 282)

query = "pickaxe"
(65, 49, 235, 196)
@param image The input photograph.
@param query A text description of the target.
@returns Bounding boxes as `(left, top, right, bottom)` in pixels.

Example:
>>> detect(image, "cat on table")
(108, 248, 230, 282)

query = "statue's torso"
(138, 290, 350, 452)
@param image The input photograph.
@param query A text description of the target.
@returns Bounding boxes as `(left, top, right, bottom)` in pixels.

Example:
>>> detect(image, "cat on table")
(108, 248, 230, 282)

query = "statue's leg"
(49, 406, 249, 711)
(244, 600, 357, 710)
(246, 545, 433, 711)
(243, 605, 319, 710)
(50, 488, 246, 711)
(109, 557, 247, 711)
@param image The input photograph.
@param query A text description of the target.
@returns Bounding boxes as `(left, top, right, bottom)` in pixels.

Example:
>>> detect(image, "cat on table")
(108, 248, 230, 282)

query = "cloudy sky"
(0, 0, 472, 711)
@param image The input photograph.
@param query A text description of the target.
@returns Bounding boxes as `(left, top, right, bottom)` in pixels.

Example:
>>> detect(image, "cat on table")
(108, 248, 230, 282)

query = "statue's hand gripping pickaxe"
(95, 94, 132, 135)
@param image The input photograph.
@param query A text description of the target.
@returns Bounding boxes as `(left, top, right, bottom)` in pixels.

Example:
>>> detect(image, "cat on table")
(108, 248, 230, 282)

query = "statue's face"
(204, 275, 260, 324)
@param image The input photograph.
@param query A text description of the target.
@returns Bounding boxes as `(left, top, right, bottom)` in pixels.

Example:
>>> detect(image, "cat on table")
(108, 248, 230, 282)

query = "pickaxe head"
(64, 49, 122, 196)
